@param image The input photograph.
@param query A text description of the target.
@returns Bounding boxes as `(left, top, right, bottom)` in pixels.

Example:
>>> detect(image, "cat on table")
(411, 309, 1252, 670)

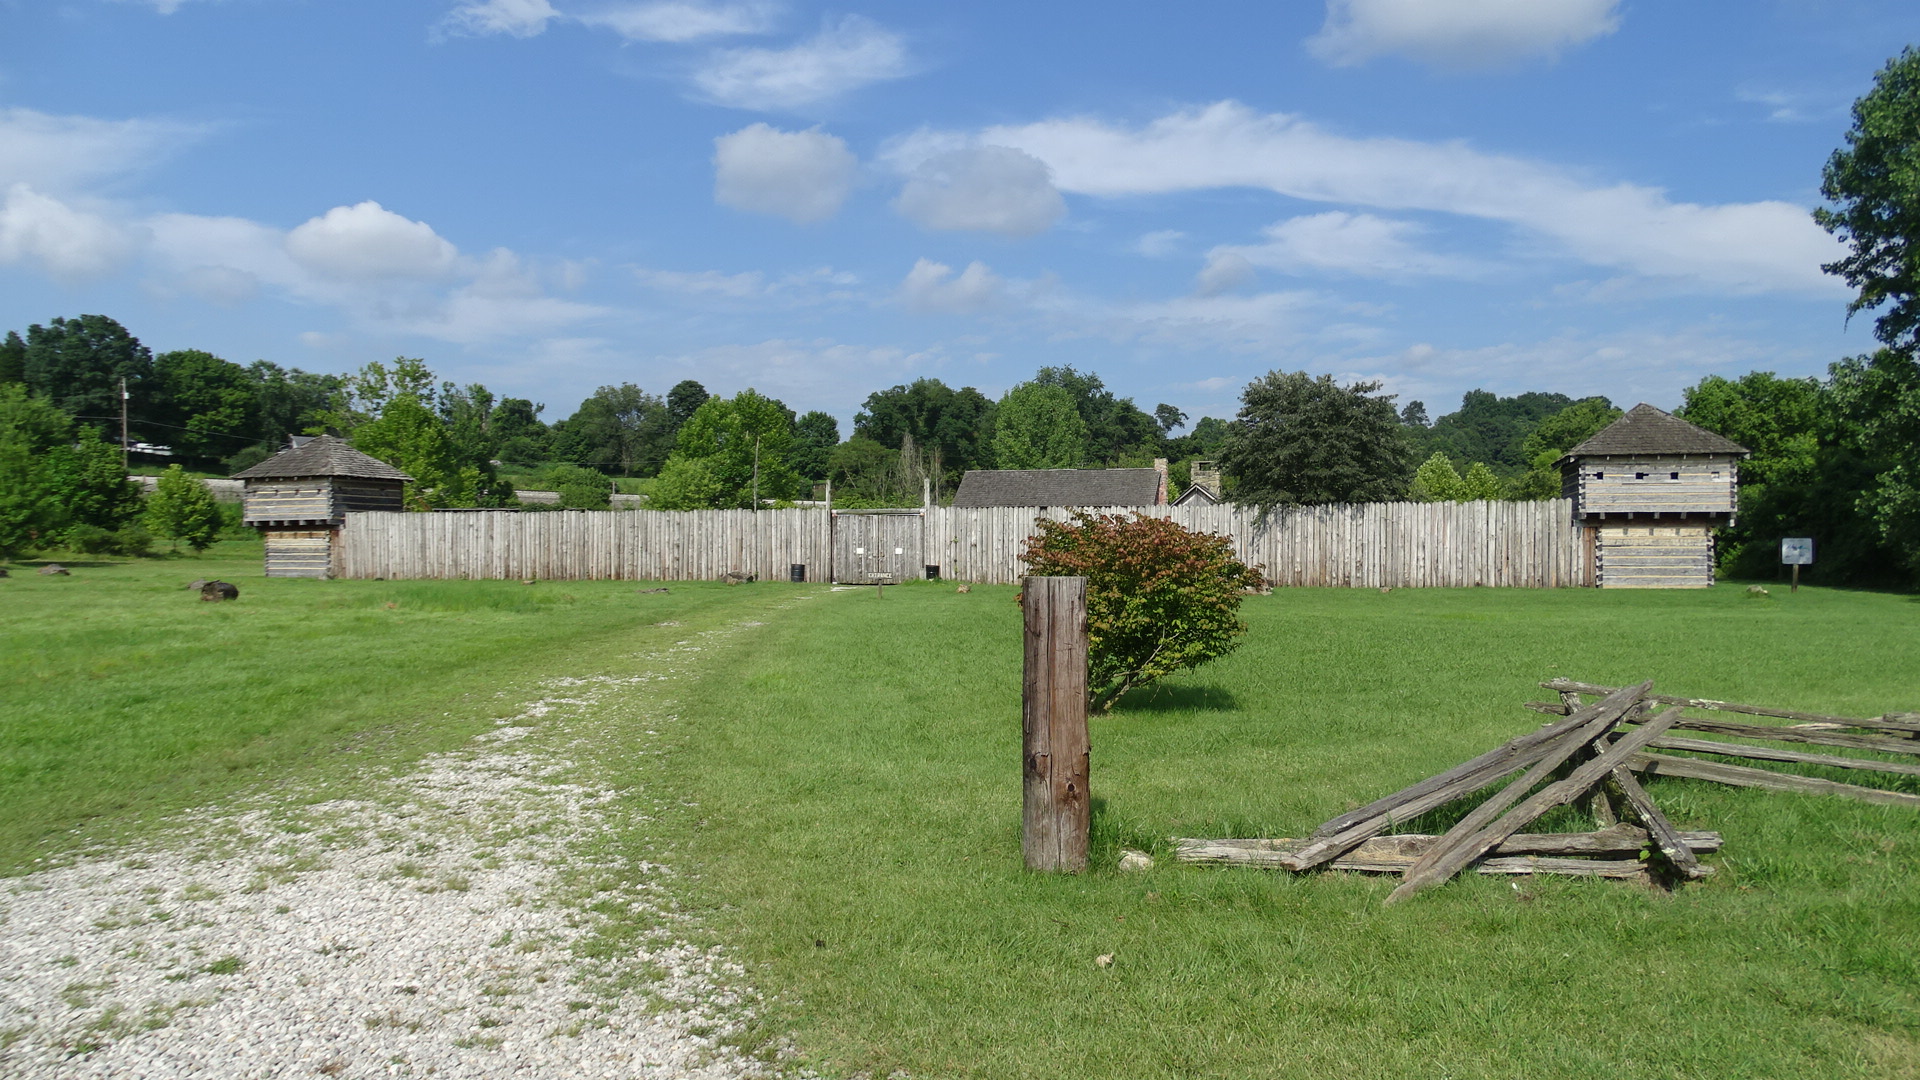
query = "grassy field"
(0, 541, 773, 872)
(621, 581, 1920, 1080)
(6, 553, 1919, 1078)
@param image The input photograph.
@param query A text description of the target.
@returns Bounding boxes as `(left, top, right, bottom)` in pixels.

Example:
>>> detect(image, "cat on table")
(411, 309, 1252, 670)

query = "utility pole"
(120, 377, 130, 471)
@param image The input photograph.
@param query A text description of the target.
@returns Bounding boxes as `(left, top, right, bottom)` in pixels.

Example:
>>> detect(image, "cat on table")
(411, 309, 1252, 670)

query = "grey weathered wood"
(1599, 762, 1706, 880)
(1544, 678, 1920, 736)
(1645, 736, 1920, 778)
(1022, 577, 1090, 873)
(1628, 753, 1920, 807)
(1274, 680, 1651, 864)
(1387, 703, 1678, 904)
(1176, 824, 1722, 867)
(1622, 714, 1920, 757)
(1284, 681, 1653, 872)
(337, 499, 1594, 588)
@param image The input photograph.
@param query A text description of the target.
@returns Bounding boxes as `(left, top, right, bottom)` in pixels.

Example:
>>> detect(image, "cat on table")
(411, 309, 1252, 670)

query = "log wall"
(337, 499, 1593, 588)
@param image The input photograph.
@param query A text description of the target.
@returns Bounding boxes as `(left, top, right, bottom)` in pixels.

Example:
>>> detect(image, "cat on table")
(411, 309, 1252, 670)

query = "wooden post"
(1023, 575, 1090, 873)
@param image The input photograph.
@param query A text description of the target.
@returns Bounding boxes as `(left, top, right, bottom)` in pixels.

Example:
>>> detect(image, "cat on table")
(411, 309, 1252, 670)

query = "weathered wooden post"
(1022, 575, 1089, 872)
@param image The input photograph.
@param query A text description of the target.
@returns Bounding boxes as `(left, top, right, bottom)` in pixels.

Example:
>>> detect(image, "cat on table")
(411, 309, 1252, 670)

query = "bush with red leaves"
(1021, 511, 1266, 711)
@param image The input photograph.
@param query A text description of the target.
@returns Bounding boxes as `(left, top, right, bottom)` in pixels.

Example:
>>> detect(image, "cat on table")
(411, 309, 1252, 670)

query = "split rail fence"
(337, 499, 1590, 588)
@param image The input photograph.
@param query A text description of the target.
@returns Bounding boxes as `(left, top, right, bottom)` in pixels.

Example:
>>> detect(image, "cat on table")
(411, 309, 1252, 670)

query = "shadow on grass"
(1111, 684, 1242, 714)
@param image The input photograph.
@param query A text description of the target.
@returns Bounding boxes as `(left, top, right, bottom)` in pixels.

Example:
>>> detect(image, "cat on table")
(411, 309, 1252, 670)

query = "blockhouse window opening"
(1669, 471, 1680, 480)
(1635, 472, 1647, 480)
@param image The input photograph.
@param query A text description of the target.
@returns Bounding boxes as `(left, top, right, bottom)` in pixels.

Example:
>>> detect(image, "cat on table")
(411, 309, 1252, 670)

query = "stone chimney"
(1152, 458, 1169, 505)
(1191, 460, 1222, 500)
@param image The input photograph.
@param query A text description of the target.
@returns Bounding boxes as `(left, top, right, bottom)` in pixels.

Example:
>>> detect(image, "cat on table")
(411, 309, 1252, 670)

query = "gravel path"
(1, 619, 789, 1079)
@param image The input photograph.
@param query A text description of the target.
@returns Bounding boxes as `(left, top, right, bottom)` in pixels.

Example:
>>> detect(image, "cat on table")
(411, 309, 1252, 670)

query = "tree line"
(4, 310, 1916, 586)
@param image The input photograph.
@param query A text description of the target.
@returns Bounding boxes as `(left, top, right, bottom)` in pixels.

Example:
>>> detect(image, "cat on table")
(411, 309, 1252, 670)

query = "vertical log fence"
(335, 499, 1593, 588)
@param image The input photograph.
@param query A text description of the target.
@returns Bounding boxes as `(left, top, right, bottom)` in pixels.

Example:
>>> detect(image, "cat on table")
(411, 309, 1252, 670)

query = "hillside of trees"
(3, 309, 1916, 587)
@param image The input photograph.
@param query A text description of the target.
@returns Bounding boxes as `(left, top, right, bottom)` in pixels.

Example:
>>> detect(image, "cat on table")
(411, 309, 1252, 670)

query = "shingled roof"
(231, 435, 413, 481)
(950, 468, 1163, 508)
(1560, 403, 1748, 460)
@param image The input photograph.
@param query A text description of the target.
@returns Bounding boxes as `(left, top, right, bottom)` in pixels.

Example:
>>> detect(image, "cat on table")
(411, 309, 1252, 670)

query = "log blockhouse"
(233, 435, 411, 578)
(1559, 404, 1748, 589)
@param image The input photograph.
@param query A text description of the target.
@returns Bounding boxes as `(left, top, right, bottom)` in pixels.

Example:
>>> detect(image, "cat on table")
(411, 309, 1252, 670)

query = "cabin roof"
(231, 435, 413, 481)
(1560, 403, 1748, 461)
(950, 468, 1164, 508)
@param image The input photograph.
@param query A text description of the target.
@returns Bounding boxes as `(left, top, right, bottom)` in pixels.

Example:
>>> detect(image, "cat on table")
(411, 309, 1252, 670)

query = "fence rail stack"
(337, 499, 1590, 588)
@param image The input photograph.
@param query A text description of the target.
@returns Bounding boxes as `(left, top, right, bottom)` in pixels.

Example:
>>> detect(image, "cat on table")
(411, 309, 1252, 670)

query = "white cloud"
(110, 0, 208, 12)
(893, 146, 1065, 237)
(957, 101, 1843, 295)
(1212, 211, 1480, 279)
(397, 249, 606, 344)
(1195, 250, 1255, 296)
(440, 0, 562, 38)
(1308, 0, 1621, 70)
(692, 15, 912, 111)
(898, 258, 1004, 314)
(0, 183, 136, 279)
(712, 123, 856, 223)
(636, 267, 767, 297)
(580, 2, 776, 42)
(0, 107, 208, 193)
(284, 201, 460, 281)
(1134, 229, 1187, 257)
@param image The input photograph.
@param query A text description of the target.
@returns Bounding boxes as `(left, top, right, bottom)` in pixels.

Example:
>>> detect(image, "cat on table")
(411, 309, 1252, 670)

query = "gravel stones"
(1, 626, 789, 1080)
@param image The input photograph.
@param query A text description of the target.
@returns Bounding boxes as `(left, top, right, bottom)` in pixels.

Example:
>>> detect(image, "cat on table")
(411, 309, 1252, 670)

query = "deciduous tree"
(992, 383, 1087, 469)
(1816, 46, 1920, 350)
(146, 464, 222, 552)
(1221, 371, 1414, 507)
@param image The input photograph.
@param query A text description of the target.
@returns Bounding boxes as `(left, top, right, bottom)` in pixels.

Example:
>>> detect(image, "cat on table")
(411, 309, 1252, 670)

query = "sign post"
(1781, 537, 1813, 593)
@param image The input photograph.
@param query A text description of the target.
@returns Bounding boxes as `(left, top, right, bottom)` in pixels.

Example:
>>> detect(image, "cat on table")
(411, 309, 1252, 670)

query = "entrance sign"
(1781, 537, 1813, 593)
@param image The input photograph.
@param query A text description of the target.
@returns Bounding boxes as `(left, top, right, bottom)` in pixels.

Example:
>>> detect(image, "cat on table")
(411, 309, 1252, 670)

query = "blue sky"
(4, 0, 1918, 432)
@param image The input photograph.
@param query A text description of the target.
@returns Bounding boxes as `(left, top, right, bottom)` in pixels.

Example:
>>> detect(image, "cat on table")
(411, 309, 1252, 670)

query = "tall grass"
(0, 541, 778, 871)
(617, 581, 1920, 1079)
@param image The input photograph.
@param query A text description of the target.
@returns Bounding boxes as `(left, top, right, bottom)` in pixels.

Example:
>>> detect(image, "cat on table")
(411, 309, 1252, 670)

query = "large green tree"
(789, 410, 840, 483)
(652, 389, 800, 509)
(1816, 46, 1920, 350)
(854, 378, 994, 496)
(0, 331, 24, 385)
(0, 386, 141, 555)
(21, 315, 156, 440)
(1221, 371, 1414, 508)
(991, 383, 1088, 469)
(146, 464, 222, 552)
(1828, 349, 1920, 575)
(155, 349, 255, 464)
(551, 383, 674, 477)
(1507, 397, 1622, 499)
(1026, 365, 1161, 465)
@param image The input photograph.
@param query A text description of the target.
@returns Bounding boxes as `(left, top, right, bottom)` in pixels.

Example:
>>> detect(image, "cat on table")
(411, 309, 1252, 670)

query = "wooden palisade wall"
(338, 499, 1592, 588)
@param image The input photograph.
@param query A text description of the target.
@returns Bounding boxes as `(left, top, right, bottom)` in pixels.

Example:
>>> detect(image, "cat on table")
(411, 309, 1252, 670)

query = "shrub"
(1021, 512, 1267, 711)
(61, 522, 152, 556)
(542, 464, 613, 510)
(146, 465, 222, 552)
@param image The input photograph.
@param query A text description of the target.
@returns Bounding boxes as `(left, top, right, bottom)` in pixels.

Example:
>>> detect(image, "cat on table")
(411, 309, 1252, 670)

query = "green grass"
(8, 554, 1919, 1078)
(0, 541, 779, 871)
(614, 580, 1920, 1080)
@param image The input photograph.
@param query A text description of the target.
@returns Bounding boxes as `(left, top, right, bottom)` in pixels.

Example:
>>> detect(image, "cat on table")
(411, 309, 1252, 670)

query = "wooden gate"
(832, 510, 923, 583)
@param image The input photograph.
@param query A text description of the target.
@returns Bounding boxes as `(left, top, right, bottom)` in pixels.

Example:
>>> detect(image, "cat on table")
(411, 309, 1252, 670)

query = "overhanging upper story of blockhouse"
(1558, 403, 1748, 523)
(232, 435, 412, 526)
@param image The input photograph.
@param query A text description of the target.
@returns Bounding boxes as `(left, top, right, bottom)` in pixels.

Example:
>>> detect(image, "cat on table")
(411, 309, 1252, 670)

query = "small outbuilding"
(1558, 404, 1748, 588)
(951, 459, 1170, 509)
(233, 435, 412, 578)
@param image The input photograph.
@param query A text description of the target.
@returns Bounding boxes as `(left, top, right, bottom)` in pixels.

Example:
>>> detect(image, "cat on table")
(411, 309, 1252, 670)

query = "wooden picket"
(336, 500, 1592, 587)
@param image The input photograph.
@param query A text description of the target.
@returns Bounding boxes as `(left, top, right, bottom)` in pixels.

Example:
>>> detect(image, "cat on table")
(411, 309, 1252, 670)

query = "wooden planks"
(335, 499, 1592, 587)
(1544, 678, 1920, 736)
(1628, 753, 1920, 808)
(1175, 826, 1723, 874)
